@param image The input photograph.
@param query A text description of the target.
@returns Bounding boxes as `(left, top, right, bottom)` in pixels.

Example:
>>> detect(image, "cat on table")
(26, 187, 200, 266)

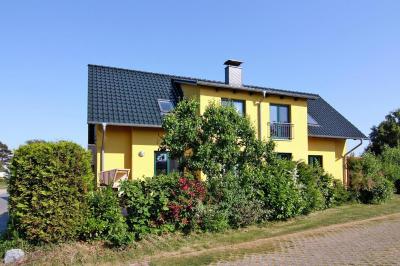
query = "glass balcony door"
(269, 104, 292, 139)
(270, 104, 290, 123)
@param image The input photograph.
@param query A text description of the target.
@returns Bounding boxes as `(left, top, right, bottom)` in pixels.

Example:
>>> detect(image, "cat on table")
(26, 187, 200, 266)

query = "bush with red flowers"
(120, 173, 206, 239)
(167, 177, 206, 232)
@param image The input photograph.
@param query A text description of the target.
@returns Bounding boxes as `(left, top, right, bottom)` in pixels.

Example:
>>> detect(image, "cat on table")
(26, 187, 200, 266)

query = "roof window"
(158, 99, 174, 114)
(308, 114, 319, 126)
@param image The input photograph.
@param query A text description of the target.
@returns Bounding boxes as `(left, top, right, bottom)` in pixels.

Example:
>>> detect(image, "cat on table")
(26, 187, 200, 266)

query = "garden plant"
(1, 100, 397, 258)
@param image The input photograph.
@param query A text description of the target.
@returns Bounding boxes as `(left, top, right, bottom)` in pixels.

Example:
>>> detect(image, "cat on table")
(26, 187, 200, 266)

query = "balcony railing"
(268, 122, 293, 140)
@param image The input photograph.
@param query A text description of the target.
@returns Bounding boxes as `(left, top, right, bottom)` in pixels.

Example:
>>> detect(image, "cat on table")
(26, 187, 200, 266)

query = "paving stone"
(213, 215, 400, 265)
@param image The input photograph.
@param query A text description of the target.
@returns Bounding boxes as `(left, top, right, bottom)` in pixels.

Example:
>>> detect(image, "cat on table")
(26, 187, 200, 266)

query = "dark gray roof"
(88, 64, 366, 139)
(307, 97, 367, 139)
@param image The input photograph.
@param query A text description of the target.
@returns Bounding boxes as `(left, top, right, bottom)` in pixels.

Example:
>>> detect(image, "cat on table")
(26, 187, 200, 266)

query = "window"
(307, 114, 319, 126)
(270, 104, 292, 139)
(221, 98, 245, 116)
(277, 153, 292, 160)
(154, 151, 179, 175)
(158, 99, 174, 114)
(308, 155, 323, 167)
(270, 104, 290, 123)
(88, 124, 95, 145)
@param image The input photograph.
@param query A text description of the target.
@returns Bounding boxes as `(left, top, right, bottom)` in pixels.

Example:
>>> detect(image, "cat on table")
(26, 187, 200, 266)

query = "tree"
(160, 99, 275, 178)
(25, 139, 46, 144)
(0, 141, 12, 172)
(367, 109, 400, 155)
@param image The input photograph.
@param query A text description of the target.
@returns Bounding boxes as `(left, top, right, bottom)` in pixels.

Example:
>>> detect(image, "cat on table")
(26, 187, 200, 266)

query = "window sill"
(271, 137, 293, 141)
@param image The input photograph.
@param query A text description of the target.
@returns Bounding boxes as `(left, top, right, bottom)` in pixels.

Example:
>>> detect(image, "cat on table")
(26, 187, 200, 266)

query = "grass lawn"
(21, 195, 400, 265)
(0, 179, 6, 189)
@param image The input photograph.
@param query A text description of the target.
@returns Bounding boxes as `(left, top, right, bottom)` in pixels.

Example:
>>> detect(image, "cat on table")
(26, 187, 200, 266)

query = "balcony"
(269, 122, 293, 140)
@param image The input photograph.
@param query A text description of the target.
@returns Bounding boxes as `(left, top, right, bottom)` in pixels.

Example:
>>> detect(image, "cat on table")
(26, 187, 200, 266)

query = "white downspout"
(100, 123, 107, 172)
(257, 91, 267, 140)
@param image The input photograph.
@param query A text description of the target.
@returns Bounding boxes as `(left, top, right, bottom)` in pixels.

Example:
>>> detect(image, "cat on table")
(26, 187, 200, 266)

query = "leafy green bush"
(380, 146, 400, 193)
(331, 179, 350, 205)
(197, 203, 230, 232)
(296, 162, 349, 210)
(119, 175, 174, 239)
(8, 141, 93, 243)
(206, 167, 266, 228)
(80, 188, 132, 247)
(296, 163, 325, 213)
(348, 153, 394, 204)
(120, 173, 206, 239)
(261, 160, 305, 220)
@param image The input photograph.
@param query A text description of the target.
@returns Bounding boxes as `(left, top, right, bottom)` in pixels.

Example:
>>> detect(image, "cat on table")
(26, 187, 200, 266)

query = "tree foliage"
(348, 153, 394, 204)
(25, 139, 46, 145)
(367, 109, 400, 155)
(160, 99, 275, 178)
(380, 146, 400, 193)
(0, 141, 12, 172)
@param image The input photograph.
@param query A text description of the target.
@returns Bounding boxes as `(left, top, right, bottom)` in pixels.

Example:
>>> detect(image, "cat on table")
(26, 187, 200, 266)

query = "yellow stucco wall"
(262, 96, 309, 162)
(96, 125, 132, 176)
(308, 137, 346, 181)
(181, 83, 200, 102)
(184, 84, 309, 162)
(131, 128, 164, 178)
(95, 84, 347, 182)
(96, 125, 164, 180)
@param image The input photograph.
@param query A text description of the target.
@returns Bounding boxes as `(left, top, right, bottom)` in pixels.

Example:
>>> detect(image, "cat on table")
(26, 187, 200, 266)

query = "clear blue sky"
(1, 1, 399, 153)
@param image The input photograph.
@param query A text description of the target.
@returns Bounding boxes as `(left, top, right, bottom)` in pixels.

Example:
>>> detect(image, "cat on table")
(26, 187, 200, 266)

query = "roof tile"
(88, 64, 366, 139)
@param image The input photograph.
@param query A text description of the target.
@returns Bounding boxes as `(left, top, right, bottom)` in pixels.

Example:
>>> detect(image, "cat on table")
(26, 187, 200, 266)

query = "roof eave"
(173, 79, 318, 99)
(308, 134, 369, 140)
(87, 121, 162, 128)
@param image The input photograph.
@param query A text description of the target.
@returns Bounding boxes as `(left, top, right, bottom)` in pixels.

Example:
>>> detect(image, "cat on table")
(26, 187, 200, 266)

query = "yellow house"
(87, 60, 366, 185)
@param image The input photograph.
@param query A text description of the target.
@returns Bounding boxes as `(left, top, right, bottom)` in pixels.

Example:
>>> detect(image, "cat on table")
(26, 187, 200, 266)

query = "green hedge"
(348, 153, 394, 204)
(8, 141, 93, 243)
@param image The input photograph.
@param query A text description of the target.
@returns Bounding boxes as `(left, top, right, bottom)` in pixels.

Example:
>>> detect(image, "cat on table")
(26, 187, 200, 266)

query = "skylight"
(308, 114, 319, 126)
(158, 99, 174, 114)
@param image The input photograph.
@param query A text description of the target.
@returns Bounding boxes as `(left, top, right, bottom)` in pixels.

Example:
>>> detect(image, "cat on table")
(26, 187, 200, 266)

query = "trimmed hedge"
(8, 141, 93, 243)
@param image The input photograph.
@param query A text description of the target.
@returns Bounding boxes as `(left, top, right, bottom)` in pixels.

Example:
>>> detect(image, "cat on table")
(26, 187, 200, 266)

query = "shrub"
(296, 163, 325, 213)
(331, 179, 350, 205)
(380, 146, 400, 193)
(296, 162, 350, 210)
(197, 203, 230, 232)
(167, 176, 206, 232)
(8, 141, 93, 243)
(119, 175, 174, 239)
(120, 173, 206, 239)
(80, 188, 132, 247)
(348, 153, 394, 204)
(261, 160, 305, 220)
(206, 168, 266, 228)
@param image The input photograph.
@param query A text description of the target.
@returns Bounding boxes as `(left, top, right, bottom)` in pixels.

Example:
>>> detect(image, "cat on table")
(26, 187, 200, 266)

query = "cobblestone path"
(214, 214, 400, 265)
